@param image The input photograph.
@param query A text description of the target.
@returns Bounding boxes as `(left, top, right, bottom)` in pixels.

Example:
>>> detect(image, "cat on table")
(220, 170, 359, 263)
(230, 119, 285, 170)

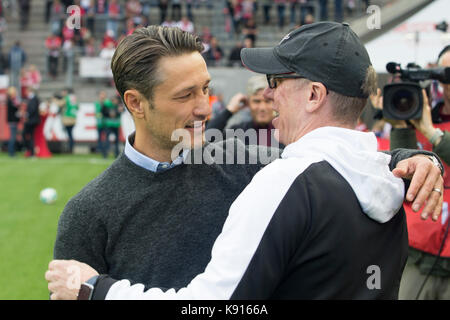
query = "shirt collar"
(124, 132, 188, 172)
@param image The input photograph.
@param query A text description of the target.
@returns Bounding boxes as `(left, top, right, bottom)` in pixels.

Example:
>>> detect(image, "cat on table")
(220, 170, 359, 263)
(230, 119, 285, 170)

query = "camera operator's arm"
(410, 91, 450, 165)
(431, 130, 450, 165)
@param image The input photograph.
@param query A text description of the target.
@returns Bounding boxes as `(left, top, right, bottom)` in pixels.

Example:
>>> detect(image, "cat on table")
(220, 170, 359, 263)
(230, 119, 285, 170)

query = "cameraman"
(372, 46, 450, 299)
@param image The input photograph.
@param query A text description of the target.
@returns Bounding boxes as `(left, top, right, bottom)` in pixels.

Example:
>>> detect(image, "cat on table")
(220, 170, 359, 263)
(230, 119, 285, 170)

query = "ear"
(123, 89, 146, 119)
(305, 82, 328, 113)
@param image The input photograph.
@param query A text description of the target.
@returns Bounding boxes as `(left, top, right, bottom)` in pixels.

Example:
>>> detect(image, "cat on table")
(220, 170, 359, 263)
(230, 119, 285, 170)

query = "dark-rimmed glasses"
(266, 74, 304, 89)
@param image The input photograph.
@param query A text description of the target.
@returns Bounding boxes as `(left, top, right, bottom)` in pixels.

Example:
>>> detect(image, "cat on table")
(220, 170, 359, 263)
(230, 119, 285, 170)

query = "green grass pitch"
(0, 153, 113, 299)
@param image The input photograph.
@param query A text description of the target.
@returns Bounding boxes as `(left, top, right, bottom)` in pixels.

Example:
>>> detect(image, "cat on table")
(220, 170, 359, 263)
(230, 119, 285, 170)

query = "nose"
(193, 94, 211, 119)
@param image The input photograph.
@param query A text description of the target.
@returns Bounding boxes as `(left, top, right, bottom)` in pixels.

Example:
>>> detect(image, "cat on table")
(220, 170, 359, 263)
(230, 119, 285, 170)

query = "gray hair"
(295, 66, 377, 125)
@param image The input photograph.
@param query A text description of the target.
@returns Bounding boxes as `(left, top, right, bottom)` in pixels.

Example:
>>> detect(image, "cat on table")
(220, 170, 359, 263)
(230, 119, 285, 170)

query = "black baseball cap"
(241, 22, 372, 98)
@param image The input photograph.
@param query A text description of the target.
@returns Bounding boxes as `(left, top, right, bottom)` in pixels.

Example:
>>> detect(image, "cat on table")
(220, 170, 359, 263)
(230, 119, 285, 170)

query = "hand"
(410, 90, 441, 145)
(226, 93, 248, 114)
(392, 155, 444, 221)
(45, 260, 99, 300)
(369, 88, 383, 111)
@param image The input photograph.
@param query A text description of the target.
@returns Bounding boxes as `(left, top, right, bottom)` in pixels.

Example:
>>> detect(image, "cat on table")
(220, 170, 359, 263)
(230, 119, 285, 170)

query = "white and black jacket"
(93, 127, 409, 299)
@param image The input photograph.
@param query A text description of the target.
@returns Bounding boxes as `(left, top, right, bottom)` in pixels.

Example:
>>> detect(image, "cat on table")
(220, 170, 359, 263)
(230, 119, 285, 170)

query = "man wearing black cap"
(45, 23, 445, 300)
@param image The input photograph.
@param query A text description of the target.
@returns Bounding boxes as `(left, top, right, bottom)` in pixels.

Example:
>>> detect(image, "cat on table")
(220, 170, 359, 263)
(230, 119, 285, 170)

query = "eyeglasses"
(266, 74, 304, 89)
(266, 74, 329, 94)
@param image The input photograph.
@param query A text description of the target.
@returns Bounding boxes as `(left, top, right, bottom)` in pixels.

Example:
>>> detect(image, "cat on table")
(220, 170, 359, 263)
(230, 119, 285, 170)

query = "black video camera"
(382, 62, 450, 120)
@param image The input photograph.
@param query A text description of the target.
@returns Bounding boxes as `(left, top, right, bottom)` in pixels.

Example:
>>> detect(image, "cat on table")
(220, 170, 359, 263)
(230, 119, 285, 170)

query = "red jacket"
(406, 121, 450, 257)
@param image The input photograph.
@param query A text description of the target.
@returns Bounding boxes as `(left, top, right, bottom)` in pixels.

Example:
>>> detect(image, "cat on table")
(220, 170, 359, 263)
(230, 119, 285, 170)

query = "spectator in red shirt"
(101, 30, 117, 49)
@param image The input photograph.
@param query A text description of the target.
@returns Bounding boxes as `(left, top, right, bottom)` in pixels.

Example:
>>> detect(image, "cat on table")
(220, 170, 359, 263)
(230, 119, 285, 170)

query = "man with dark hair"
(46, 24, 444, 300)
(49, 26, 278, 298)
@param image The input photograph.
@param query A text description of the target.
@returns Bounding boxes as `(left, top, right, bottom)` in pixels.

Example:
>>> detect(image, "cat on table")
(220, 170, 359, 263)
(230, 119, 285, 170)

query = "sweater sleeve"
(53, 196, 108, 274)
(385, 147, 444, 175)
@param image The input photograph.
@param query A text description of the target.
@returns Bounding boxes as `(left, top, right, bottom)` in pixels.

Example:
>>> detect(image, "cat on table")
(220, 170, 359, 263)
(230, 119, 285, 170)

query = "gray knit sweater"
(54, 139, 280, 289)
(53, 137, 433, 289)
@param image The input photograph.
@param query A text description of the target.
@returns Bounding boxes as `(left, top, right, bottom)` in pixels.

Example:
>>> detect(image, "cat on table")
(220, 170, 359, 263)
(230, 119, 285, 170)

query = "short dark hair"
(111, 26, 204, 107)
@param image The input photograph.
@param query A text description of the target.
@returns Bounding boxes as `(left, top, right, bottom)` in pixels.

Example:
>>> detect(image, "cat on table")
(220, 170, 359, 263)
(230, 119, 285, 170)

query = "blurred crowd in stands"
(6, 83, 125, 158)
(0, 0, 375, 81)
(0, 0, 376, 157)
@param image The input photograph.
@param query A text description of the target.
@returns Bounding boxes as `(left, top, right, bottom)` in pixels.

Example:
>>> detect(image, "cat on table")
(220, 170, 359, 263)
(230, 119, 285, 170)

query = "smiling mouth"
(185, 121, 205, 129)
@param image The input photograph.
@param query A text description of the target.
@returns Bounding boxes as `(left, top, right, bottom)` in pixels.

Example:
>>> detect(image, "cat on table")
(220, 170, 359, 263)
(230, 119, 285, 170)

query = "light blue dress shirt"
(124, 133, 188, 172)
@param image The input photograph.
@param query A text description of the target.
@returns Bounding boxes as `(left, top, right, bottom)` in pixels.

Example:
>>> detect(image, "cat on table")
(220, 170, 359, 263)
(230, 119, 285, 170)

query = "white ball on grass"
(39, 188, 57, 205)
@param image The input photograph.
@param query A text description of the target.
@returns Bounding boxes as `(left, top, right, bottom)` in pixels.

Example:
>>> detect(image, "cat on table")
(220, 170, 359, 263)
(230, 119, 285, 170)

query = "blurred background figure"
(158, 0, 169, 25)
(207, 75, 280, 148)
(275, 0, 287, 29)
(60, 89, 78, 153)
(8, 41, 26, 100)
(177, 16, 195, 34)
(22, 87, 40, 157)
(94, 90, 112, 156)
(102, 94, 123, 158)
(106, 0, 122, 39)
(34, 97, 52, 158)
(6, 86, 21, 157)
(18, 0, 31, 31)
(242, 17, 258, 46)
(171, 0, 182, 22)
(45, 32, 62, 80)
(27, 64, 42, 91)
(203, 36, 224, 67)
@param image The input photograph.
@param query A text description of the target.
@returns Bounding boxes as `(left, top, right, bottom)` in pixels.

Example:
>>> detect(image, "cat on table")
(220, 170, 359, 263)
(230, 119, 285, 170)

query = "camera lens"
(382, 83, 423, 120)
(392, 89, 417, 114)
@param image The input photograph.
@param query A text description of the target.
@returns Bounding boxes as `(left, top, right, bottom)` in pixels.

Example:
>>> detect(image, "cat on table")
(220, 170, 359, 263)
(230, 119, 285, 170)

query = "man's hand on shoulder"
(392, 154, 444, 222)
(45, 260, 99, 300)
